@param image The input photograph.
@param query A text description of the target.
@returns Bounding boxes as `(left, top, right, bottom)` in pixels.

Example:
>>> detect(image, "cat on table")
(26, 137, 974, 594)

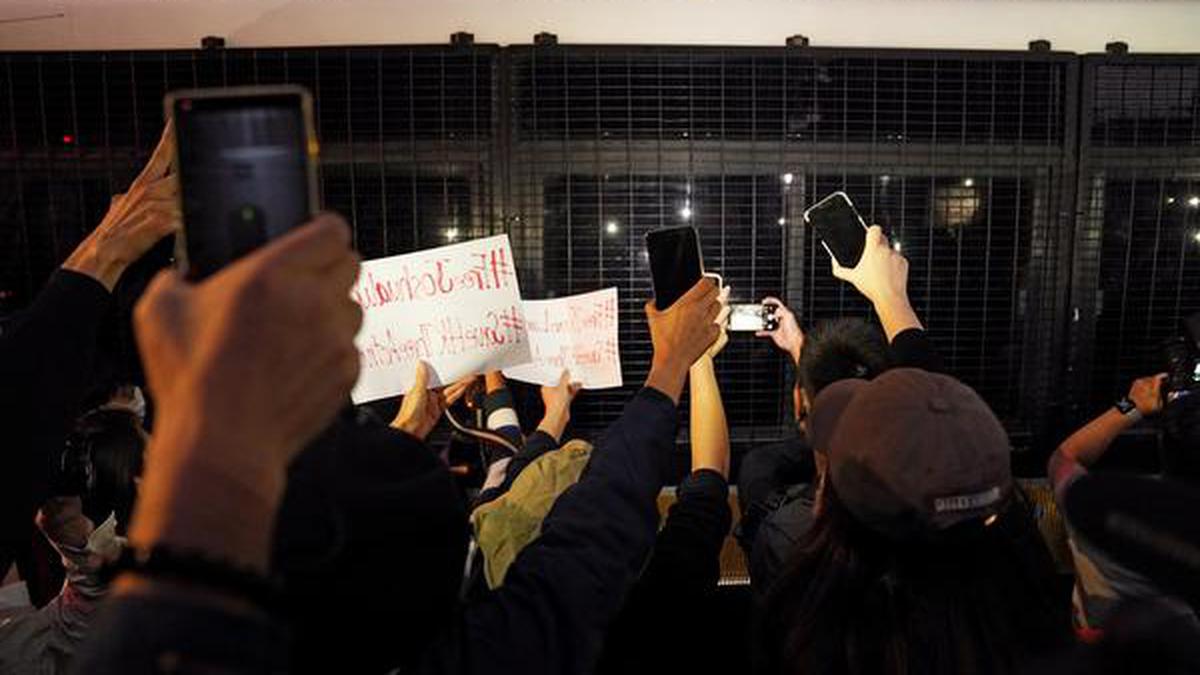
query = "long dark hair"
(759, 482, 1070, 675)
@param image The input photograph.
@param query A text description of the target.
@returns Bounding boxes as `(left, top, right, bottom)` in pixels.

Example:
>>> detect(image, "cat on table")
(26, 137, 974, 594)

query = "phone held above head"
(165, 85, 320, 281)
(804, 191, 868, 269)
(645, 225, 705, 311)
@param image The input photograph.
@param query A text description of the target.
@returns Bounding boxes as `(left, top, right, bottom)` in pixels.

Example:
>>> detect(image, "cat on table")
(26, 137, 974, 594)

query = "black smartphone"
(804, 191, 869, 268)
(645, 225, 704, 310)
(165, 85, 320, 280)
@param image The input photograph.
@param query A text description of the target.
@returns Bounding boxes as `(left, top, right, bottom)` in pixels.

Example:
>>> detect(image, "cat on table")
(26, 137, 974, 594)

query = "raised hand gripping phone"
(165, 85, 320, 280)
(804, 191, 869, 268)
(645, 225, 704, 310)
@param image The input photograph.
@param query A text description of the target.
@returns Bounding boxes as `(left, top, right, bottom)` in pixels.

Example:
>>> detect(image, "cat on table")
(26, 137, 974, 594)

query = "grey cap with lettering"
(810, 368, 1012, 539)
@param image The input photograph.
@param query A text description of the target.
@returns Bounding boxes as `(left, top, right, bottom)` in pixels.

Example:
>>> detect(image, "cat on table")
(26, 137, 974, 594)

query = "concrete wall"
(1, 0, 1196, 53)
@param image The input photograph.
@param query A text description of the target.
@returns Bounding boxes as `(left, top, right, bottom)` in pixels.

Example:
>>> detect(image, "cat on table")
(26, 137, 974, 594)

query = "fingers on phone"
(704, 321, 721, 342)
(673, 277, 717, 309)
(691, 275, 718, 298)
(831, 255, 850, 279)
(135, 127, 176, 186)
(715, 304, 732, 327)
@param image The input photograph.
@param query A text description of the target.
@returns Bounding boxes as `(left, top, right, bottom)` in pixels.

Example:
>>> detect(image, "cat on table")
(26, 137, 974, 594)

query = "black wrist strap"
(1115, 396, 1143, 421)
(107, 545, 285, 615)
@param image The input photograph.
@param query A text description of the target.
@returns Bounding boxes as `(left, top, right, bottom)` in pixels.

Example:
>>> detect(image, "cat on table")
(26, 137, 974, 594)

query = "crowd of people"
(1, 125, 1199, 675)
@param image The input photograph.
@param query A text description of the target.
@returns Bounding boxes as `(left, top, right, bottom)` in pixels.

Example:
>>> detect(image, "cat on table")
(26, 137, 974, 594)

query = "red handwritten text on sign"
(351, 235, 531, 403)
(504, 287, 622, 389)
(350, 245, 517, 310)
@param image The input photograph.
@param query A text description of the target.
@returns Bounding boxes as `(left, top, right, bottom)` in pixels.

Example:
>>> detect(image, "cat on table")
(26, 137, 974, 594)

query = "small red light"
(61, 134, 74, 145)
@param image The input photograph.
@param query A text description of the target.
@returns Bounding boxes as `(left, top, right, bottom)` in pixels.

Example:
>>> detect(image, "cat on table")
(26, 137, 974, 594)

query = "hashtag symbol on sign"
(499, 310, 524, 332)
(493, 247, 514, 285)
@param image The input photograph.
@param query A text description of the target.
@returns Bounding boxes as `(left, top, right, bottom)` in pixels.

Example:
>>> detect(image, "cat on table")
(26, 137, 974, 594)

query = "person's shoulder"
(751, 432, 812, 462)
(749, 484, 817, 590)
(290, 411, 447, 481)
(758, 484, 817, 548)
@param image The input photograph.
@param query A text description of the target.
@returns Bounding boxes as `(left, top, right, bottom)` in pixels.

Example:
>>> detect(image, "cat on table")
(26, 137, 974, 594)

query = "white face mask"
(54, 512, 125, 575)
(85, 513, 124, 562)
(128, 386, 147, 423)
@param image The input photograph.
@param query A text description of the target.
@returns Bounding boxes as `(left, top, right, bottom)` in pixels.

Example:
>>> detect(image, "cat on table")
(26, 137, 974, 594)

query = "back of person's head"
(762, 483, 1071, 675)
(762, 368, 1071, 674)
(798, 318, 889, 402)
(68, 407, 146, 533)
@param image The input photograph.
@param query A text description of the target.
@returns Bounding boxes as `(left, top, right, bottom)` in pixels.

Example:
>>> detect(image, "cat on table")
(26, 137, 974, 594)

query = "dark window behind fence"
(1, 44, 1197, 462)
(1071, 57, 1200, 420)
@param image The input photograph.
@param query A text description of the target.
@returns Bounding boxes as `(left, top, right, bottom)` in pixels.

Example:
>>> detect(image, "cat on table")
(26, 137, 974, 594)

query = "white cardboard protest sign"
(504, 287, 623, 389)
(350, 235, 531, 403)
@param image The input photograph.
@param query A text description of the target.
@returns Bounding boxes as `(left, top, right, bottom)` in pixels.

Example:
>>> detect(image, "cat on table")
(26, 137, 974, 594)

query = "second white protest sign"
(504, 287, 623, 389)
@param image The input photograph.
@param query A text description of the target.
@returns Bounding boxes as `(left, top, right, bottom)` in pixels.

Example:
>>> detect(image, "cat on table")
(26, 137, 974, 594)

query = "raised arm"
(756, 296, 805, 365)
(599, 328, 733, 673)
(535, 371, 580, 445)
(1049, 374, 1165, 489)
(832, 225, 921, 342)
(476, 371, 581, 506)
(60, 123, 180, 292)
(689, 322, 731, 478)
(658, 324, 734, 580)
(477, 370, 524, 448)
(434, 278, 722, 675)
(75, 216, 362, 673)
(0, 125, 180, 566)
(832, 225, 943, 372)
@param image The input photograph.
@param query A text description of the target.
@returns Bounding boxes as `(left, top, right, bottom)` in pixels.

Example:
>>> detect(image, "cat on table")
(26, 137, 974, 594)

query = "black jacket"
(77, 387, 681, 675)
(735, 433, 817, 598)
(273, 409, 470, 674)
(0, 270, 111, 573)
(597, 468, 733, 674)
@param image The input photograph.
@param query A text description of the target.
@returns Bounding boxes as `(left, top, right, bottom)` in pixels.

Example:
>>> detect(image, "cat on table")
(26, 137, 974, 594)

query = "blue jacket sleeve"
(598, 469, 732, 673)
(482, 387, 524, 449)
(637, 468, 731, 595)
